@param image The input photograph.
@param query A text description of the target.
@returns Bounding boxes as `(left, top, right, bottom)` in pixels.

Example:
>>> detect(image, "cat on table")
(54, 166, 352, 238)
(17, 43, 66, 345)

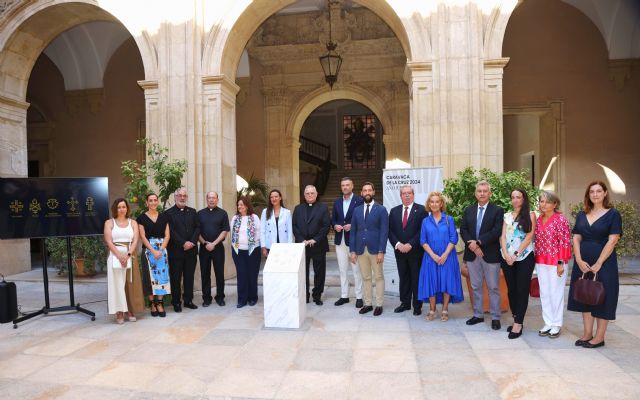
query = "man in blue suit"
(332, 177, 364, 308)
(350, 182, 389, 316)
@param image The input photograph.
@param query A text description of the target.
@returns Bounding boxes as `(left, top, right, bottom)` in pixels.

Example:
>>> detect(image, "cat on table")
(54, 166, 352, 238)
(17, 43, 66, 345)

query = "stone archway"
(0, 1, 155, 275)
(269, 85, 399, 205)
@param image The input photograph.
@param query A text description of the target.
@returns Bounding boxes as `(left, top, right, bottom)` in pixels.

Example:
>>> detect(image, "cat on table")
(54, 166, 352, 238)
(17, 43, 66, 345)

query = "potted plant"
(47, 236, 107, 277)
(443, 167, 539, 313)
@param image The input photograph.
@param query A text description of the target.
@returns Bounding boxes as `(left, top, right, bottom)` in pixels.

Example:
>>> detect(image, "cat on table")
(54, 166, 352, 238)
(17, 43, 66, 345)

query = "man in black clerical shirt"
(198, 191, 230, 307)
(292, 185, 330, 305)
(166, 186, 200, 312)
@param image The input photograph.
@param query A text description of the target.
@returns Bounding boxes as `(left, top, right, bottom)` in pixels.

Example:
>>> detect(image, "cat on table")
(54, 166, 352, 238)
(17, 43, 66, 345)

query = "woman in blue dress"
(568, 181, 622, 348)
(418, 192, 464, 321)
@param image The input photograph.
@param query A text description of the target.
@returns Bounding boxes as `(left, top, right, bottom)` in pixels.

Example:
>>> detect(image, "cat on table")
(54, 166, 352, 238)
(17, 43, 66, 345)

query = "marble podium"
(263, 243, 306, 329)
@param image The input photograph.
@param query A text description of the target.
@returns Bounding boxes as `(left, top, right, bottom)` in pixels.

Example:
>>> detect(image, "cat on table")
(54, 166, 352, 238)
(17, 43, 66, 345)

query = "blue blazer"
(260, 207, 293, 249)
(331, 194, 364, 246)
(349, 202, 389, 255)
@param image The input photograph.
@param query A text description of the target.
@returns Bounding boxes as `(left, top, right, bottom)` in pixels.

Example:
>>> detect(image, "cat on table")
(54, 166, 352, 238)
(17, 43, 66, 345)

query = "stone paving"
(1, 259, 640, 399)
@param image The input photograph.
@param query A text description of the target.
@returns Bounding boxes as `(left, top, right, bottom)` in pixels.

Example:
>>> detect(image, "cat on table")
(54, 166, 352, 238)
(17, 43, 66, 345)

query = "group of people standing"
(104, 178, 622, 348)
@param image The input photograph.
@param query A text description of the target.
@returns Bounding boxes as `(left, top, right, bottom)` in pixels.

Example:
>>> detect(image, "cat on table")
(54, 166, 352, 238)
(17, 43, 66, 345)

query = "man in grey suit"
(460, 180, 504, 330)
(350, 182, 389, 316)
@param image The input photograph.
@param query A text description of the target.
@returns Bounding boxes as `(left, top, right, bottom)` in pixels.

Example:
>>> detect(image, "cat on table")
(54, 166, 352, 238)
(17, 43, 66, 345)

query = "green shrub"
(47, 236, 107, 275)
(443, 167, 539, 226)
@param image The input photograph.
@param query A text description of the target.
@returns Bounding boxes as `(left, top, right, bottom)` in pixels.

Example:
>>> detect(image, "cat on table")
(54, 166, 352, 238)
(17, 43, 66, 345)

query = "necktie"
(402, 206, 408, 229)
(365, 203, 370, 223)
(476, 206, 484, 238)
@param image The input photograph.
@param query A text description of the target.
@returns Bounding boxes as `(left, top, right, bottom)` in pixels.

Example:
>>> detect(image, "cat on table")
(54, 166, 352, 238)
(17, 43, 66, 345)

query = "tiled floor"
(1, 264, 640, 399)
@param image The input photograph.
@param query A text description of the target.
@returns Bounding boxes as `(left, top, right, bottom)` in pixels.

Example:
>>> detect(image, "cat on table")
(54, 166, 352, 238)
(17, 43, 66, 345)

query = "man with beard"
(292, 185, 331, 305)
(166, 186, 200, 312)
(331, 177, 364, 308)
(349, 182, 389, 316)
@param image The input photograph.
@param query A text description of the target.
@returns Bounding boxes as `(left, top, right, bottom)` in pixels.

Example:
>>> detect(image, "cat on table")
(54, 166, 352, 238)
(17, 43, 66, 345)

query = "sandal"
(150, 299, 159, 317)
(426, 310, 436, 321)
(115, 312, 124, 325)
(127, 312, 137, 322)
(156, 299, 166, 318)
(441, 310, 449, 322)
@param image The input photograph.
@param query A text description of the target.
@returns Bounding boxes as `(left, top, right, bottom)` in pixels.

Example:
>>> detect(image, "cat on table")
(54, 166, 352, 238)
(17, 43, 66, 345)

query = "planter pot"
(73, 258, 95, 277)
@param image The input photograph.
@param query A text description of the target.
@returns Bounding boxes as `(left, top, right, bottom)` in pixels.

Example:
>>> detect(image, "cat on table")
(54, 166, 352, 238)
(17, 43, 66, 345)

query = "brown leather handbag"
(572, 272, 605, 306)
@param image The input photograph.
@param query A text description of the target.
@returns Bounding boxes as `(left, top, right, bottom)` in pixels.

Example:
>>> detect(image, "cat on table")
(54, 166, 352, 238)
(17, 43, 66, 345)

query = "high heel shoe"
(508, 325, 523, 339)
(150, 299, 159, 317)
(156, 300, 166, 318)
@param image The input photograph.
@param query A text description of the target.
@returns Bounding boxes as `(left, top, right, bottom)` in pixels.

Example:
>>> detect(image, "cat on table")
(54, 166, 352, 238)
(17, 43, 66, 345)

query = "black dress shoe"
(183, 302, 198, 310)
(492, 320, 501, 330)
(216, 299, 226, 307)
(202, 301, 211, 307)
(248, 300, 257, 306)
(394, 304, 410, 313)
(507, 326, 512, 332)
(355, 299, 364, 308)
(413, 308, 422, 316)
(575, 338, 593, 347)
(314, 299, 323, 306)
(173, 304, 182, 313)
(373, 307, 383, 316)
(466, 316, 484, 325)
(359, 305, 373, 314)
(237, 302, 247, 308)
(334, 298, 350, 306)
(306, 294, 310, 304)
(582, 340, 605, 348)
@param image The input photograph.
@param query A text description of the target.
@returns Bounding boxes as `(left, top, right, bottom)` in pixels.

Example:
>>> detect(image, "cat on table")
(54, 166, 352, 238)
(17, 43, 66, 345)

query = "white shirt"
(363, 200, 375, 219)
(342, 193, 353, 219)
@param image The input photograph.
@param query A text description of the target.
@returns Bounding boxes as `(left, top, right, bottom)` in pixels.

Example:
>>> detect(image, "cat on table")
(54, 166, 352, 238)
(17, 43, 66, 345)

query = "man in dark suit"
(197, 191, 229, 307)
(331, 177, 364, 308)
(292, 185, 330, 305)
(350, 182, 389, 316)
(388, 185, 428, 315)
(166, 186, 200, 312)
(460, 180, 504, 330)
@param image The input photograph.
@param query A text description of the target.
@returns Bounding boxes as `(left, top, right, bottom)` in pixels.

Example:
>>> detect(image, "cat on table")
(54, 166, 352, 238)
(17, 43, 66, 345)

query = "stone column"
(202, 75, 239, 281)
(0, 94, 30, 275)
(263, 87, 299, 203)
(406, 62, 440, 169)
(137, 80, 164, 149)
(483, 58, 510, 173)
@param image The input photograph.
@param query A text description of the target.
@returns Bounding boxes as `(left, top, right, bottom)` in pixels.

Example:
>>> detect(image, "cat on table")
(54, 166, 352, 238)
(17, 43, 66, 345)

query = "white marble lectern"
(263, 243, 306, 329)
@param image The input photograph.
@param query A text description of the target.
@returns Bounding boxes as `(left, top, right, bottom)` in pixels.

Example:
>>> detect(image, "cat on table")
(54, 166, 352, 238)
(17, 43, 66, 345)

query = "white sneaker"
(548, 326, 561, 338)
(538, 325, 552, 336)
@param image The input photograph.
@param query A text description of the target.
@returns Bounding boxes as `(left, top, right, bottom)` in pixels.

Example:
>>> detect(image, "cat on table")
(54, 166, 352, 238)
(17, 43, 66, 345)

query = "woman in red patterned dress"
(534, 191, 572, 338)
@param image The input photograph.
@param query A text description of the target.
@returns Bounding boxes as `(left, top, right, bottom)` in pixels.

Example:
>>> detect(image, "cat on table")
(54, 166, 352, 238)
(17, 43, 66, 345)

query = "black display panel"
(0, 177, 109, 239)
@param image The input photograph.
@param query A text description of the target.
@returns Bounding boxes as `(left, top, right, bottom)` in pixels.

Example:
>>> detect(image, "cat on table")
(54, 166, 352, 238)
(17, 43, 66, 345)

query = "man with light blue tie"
(349, 182, 389, 316)
(460, 180, 504, 330)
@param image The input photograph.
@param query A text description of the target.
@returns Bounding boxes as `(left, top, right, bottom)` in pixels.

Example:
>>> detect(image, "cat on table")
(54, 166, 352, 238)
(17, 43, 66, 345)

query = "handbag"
(529, 277, 540, 298)
(572, 272, 605, 306)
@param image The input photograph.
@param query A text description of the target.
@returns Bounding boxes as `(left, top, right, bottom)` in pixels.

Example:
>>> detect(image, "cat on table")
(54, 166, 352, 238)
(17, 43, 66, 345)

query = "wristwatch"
(127, 252, 131, 256)
(513, 250, 519, 256)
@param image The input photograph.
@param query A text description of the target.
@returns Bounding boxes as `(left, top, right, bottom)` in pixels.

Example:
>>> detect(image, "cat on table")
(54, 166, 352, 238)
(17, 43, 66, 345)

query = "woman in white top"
(104, 198, 139, 324)
(499, 188, 536, 339)
(261, 189, 293, 257)
(230, 196, 261, 308)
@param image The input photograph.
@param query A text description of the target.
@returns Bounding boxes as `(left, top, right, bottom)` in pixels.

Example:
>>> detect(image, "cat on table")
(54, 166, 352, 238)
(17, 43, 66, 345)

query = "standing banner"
(382, 167, 443, 294)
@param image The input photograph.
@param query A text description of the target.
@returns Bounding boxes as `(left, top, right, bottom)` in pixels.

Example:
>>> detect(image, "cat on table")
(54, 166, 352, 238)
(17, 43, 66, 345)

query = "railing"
(299, 136, 332, 195)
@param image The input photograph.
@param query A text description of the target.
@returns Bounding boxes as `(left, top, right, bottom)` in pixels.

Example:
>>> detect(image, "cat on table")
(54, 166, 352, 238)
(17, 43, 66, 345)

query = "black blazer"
(459, 202, 504, 263)
(292, 202, 330, 255)
(388, 203, 427, 257)
(166, 205, 200, 258)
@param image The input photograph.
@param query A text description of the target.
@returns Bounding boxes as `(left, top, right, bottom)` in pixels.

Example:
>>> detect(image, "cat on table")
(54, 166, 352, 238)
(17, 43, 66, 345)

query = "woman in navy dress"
(418, 192, 464, 321)
(568, 181, 622, 348)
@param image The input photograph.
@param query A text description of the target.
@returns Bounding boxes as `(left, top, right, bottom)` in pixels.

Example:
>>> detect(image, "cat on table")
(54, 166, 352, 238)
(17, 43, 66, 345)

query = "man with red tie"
(388, 185, 428, 315)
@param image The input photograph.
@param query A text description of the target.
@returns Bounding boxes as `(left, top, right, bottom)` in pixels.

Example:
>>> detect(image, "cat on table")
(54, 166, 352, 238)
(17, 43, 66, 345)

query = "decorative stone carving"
(0, 0, 18, 17)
